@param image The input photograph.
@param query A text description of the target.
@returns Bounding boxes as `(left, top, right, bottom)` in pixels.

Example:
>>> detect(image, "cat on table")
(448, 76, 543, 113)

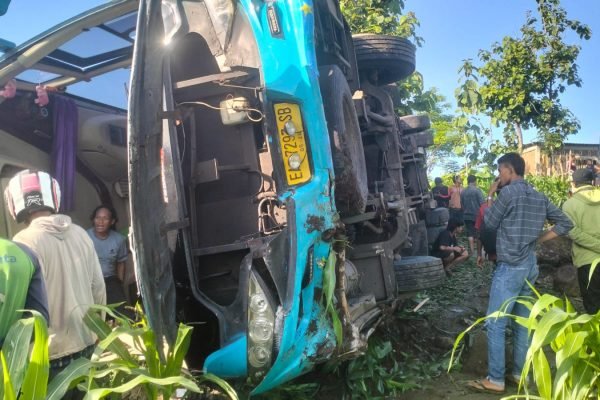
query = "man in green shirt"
(562, 168, 600, 314)
(0, 237, 49, 342)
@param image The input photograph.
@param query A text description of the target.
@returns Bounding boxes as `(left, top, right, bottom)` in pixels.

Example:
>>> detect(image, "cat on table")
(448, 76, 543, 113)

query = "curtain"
(51, 95, 78, 212)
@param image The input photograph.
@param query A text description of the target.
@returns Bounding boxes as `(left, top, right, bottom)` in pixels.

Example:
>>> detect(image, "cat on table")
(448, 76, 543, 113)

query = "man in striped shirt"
(468, 153, 573, 394)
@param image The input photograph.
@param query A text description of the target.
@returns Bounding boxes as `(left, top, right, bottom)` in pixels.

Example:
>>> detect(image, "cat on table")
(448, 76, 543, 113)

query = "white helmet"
(4, 170, 61, 223)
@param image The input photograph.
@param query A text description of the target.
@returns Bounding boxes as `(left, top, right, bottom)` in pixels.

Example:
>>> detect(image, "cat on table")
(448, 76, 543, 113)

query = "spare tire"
(427, 225, 447, 246)
(398, 115, 431, 134)
(403, 220, 428, 256)
(353, 34, 416, 85)
(394, 256, 446, 292)
(319, 65, 368, 216)
(425, 207, 450, 227)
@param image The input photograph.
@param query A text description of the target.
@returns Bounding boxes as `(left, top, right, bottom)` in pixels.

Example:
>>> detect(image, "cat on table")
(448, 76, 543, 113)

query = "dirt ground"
(390, 237, 580, 400)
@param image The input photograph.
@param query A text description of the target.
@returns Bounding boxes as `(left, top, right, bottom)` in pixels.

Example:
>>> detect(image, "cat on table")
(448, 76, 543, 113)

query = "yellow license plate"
(274, 103, 311, 185)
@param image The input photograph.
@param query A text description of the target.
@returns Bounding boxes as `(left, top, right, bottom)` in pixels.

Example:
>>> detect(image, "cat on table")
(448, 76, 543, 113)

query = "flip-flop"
(467, 378, 505, 394)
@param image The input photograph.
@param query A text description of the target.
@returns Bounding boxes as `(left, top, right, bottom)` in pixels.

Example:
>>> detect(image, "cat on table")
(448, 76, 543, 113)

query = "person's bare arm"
(539, 229, 559, 244)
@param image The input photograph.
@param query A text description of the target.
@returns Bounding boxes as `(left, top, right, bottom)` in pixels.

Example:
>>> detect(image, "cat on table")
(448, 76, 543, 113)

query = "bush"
(526, 175, 570, 208)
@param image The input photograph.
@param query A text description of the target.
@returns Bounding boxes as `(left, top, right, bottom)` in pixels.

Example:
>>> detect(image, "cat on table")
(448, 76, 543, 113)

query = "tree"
(340, 0, 465, 172)
(456, 0, 591, 154)
(340, 0, 422, 45)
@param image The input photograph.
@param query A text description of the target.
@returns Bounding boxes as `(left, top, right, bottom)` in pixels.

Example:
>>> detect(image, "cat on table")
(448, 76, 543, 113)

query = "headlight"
(248, 272, 275, 377)
(250, 293, 269, 313)
(248, 345, 271, 368)
(249, 317, 273, 343)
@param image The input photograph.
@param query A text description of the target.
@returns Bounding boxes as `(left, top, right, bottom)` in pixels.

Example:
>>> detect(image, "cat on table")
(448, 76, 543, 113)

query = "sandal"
(467, 378, 505, 394)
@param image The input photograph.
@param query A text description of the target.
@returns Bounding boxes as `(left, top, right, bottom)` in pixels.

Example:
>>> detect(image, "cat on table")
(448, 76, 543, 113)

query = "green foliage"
(46, 305, 240, 399)
(340, 338, 415, 399)
(0, 308, 238, 400)
(243, 382, 320, 400)
(62, 305, 240, 400)
(434, 164, 497, 195)
(323, 252, 343, 347)
(456, 0, 591, 154)
(320, 334, 455, 399)
(526, 174, 570, 207)
(339, 0, 422, 44)
(449, 280, 600, 400)
(0, 312, 49, 400)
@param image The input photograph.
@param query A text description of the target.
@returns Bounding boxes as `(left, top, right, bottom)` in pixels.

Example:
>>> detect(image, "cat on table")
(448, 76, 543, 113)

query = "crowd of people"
(1, 169, 130, 399)
(431, 153, 599, 394)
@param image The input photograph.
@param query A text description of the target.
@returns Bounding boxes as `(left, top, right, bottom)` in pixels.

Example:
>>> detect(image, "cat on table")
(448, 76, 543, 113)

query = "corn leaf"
(554, 331, 588, 394)
(95, 326, 144, 358)
(84, 310, 137, 365)
(46, 357, 94, 400)
(196, 373, 240, 400)
(571, 360, 594, 400)
(1, 352, 16, 400)
(323, 251, 343, 346)
(164, 324, 193, 377)
(20, 312, 49, 400)
(141, 328, 162, 379)
(527, 293, 562, 327)
(532, 350, 552, 399)
(2, 317, 34, 393)
(448, 311, 504, 371)
(529, 307, 568, 353)
(84, 374, 201, 400)
(323, 252, 336, 312)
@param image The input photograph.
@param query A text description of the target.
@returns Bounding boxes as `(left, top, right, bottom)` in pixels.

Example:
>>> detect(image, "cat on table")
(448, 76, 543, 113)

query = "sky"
(407, 0, 600, 146)
(1, 0, 599, 147)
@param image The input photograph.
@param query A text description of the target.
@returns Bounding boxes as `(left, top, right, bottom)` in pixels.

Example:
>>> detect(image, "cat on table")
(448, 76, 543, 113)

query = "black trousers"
(105, 276, 131, 319)
(577, 264, 600, 314)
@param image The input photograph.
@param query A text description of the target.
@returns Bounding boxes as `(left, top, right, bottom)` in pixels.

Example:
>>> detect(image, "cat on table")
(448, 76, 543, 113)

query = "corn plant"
(52, 305, 239, 399)
(449, 259, 600, 400)
(0, 312, 49, 399)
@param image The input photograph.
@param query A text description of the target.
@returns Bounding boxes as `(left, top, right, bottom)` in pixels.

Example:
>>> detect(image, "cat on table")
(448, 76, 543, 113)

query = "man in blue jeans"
(467, 153, 573, 394)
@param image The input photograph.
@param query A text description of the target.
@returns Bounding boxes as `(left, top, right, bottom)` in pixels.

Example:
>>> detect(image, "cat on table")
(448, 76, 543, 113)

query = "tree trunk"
(514, 122, 523, 153)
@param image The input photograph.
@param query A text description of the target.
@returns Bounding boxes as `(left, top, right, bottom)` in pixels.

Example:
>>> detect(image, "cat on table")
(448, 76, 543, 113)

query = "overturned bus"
(0, 0, 446, 394)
